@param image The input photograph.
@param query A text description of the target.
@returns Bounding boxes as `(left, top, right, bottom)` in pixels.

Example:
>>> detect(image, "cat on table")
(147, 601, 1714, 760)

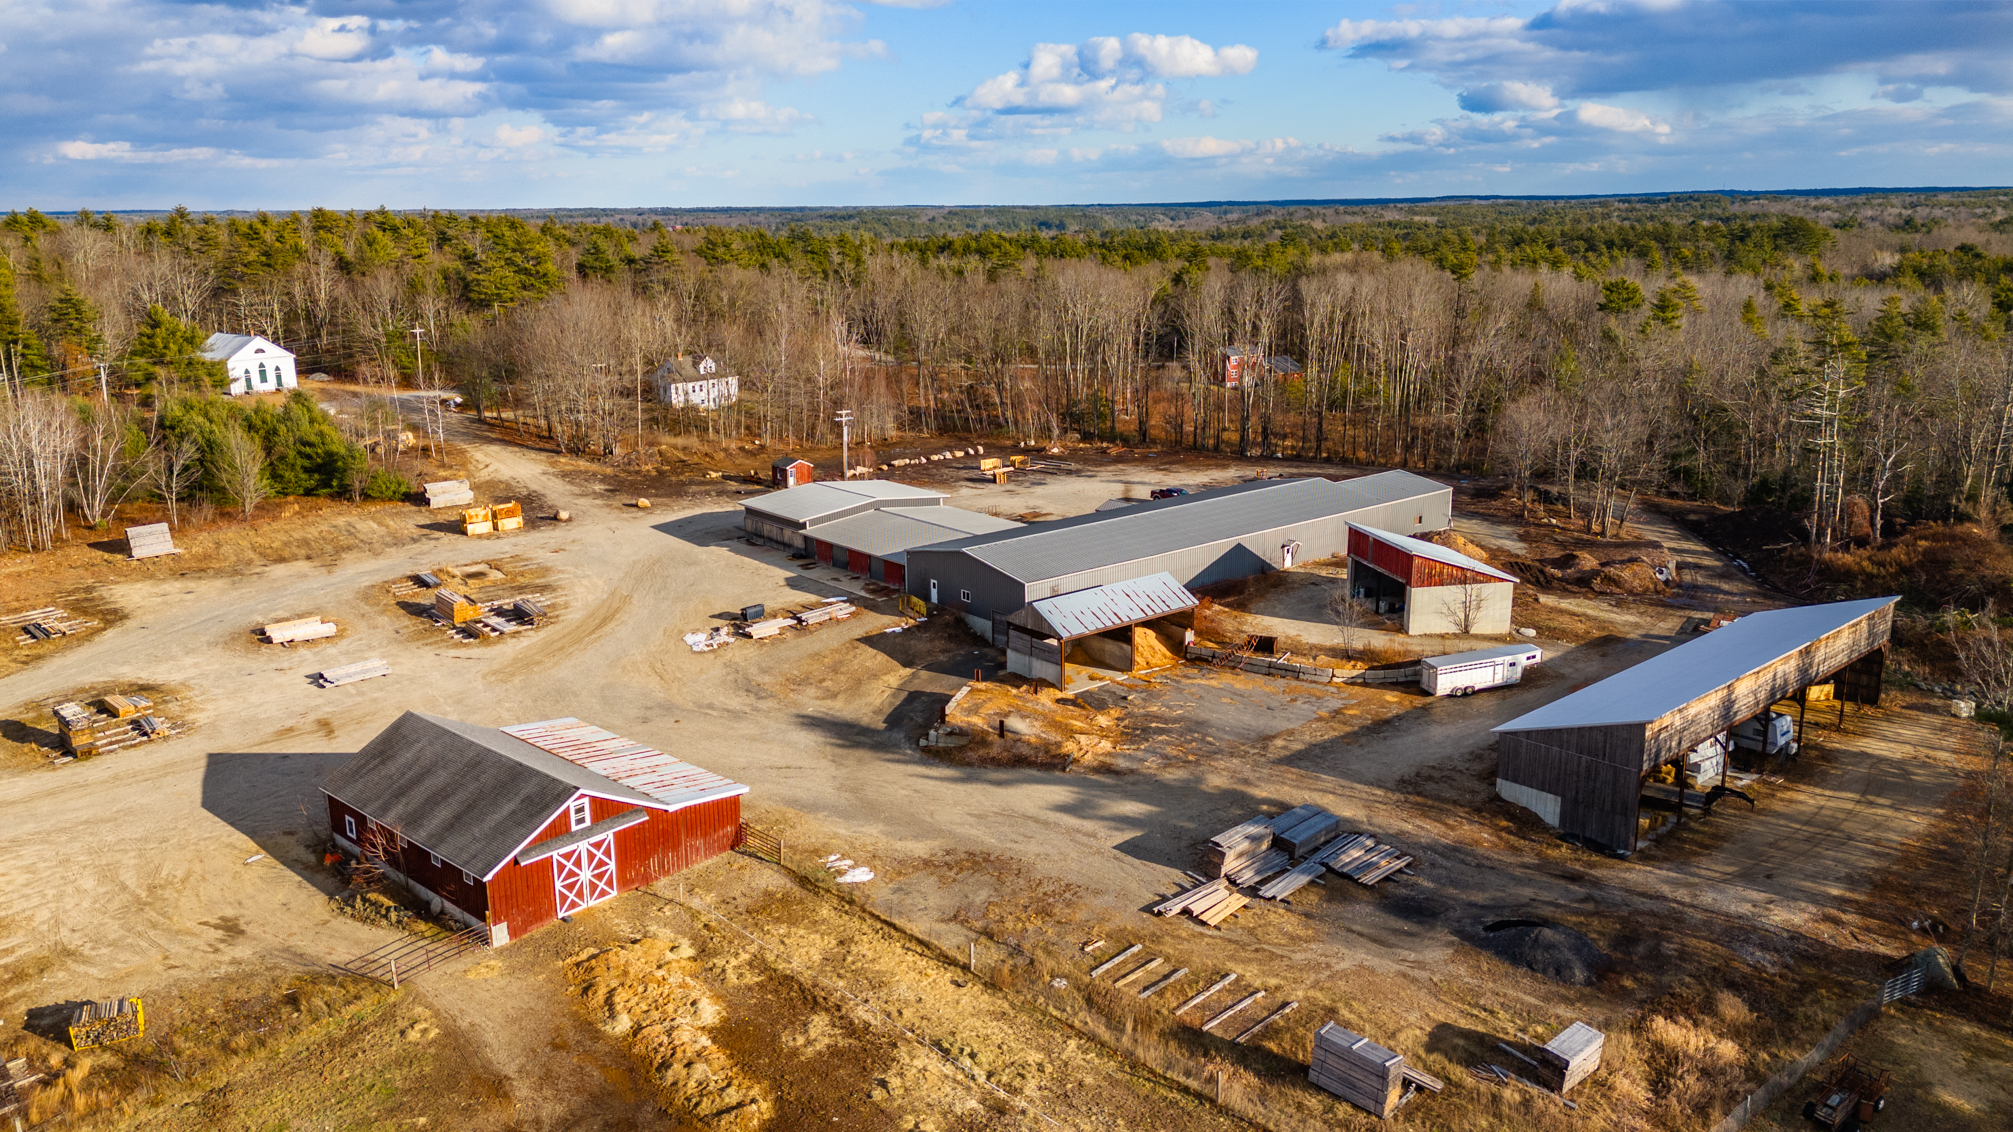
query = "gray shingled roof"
(912, 470, 1446, 585)
(320, 711, 657, 880)
(809, 505, 1022, 559)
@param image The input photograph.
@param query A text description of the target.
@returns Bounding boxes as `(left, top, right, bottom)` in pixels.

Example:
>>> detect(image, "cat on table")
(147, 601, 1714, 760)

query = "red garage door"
(883, 561, 904, 588)
(847, 549, 870, 575)
(815, 540, 833, 564)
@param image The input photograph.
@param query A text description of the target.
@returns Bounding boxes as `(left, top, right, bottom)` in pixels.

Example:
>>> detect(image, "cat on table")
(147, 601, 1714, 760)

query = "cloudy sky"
(3, 0, 2010, 209)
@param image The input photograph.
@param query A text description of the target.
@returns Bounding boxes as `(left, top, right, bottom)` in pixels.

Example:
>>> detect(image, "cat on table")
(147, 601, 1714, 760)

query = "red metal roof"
(500, 719, 749, 812)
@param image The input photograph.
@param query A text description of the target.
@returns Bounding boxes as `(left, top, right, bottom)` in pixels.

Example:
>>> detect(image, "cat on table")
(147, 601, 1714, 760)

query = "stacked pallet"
(1309, 1023, 1443, 1117)
(1534, 1022, 1604, 1093)
(794, 602, 856, 626)
(493, 501, 525, 532)
(434, 588, 479, 625)
(316, 659, 389, 687)
(424, 479, 474, 508)
(67, 998, 143, 1050)
(261, 617, 338, 644)
(54, 697, 172, 755)
(1324, 834, 1413, 885)
(124, 523, 179, 560)
(1274, 808, 1341, 856)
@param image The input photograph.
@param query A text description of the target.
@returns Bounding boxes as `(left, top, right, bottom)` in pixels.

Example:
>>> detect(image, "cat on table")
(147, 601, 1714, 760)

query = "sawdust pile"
(570, 937, 773, 1129)
(1534, 550, 1674, 595)
(940, 679, 1125, 770)
(1421, 529, 1498, 565)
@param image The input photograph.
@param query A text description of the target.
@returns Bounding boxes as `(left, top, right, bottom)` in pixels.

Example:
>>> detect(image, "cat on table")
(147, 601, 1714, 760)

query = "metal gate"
(553, 835, 618, 917)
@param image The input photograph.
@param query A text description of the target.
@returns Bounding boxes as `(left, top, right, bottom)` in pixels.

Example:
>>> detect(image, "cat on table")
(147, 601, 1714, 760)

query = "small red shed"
(321, 712, 747, 946)
(772, 457, 815, 489)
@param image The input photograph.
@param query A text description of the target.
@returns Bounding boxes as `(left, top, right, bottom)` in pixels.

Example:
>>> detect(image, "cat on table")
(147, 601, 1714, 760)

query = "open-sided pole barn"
(1492, 597, 1896, 854)
(1003, 572, 1197, 689)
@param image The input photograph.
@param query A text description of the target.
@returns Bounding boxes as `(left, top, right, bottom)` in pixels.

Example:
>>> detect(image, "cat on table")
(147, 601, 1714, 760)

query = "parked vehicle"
(1732, 710, 1798, 757)
(1150, 487, 1190, 500)
(1419, 645, 1543, 697)
(1805, 1056, 1889, 1129)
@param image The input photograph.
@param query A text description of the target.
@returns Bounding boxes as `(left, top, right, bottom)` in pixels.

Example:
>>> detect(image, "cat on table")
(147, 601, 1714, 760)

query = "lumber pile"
(1202, 803, 1326, 877)
(434, 588, 480, 625)
(1309, 1022, 1440, 1117)
(793, 601, 856, 626)
(1226, 848, 1291, 886)
(261, 617, 338, 644)
(1324, 833, 1413, 886)
(316, 658, 389, 687)
(424, 479, 474, 508)
(67, 998, 143, 1050)
(124, 523, 179, 560)
(1150, 877, 1247, 926)
(493, 500, 525, 532)
(54, 696, 175, 756)
(1274, 809, 1341, 857)
(743, 617, 794, 640)
(1534, 1022, 1604, 1093)
(5, 606, 99, 643)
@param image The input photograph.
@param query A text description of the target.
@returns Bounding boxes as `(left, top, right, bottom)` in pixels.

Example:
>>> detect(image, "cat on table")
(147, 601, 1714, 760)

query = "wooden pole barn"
(1493, 597, 1897, 854)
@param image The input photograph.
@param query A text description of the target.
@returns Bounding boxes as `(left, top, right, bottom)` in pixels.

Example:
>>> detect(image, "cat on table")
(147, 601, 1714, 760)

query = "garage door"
(815, 540, 833, 564)
(883, 561, 904, 588)
(847, 549, 870, 575)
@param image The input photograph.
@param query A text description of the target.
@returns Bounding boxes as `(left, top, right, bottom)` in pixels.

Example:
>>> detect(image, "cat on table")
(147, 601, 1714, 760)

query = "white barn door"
(552, 835, 618, 916)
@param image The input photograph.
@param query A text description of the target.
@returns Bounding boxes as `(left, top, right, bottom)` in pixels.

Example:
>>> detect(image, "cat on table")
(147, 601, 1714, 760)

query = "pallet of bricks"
(55, 696, 172, 756)
(424, 479, 474, 509)
(1309, 1022, 1443, 1117)
(67, 998, 144, 1050)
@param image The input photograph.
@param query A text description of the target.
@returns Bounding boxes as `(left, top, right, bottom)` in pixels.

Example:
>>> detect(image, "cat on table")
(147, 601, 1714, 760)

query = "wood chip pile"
(124, 523, 179, 559)
(424, 479, 474, 509)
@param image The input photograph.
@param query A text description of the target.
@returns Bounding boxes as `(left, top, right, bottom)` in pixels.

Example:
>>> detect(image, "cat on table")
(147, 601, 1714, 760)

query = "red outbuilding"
(321, 712, 746, 946)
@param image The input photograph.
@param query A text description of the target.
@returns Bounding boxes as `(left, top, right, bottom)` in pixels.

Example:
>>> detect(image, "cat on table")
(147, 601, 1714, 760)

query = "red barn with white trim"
(321, 712, 745, 946)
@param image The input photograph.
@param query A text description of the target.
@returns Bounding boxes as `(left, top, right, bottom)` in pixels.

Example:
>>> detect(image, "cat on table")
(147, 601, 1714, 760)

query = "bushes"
(362, 467, 413, 502)
(1814, 524, 2013, 609)
(156, 390, 384, 510)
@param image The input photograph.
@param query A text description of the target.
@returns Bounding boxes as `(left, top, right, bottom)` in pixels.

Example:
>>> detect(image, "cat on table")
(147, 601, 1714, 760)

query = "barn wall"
(744, 516, 803, 550)
(1404, 581, 1514, 635)
(325, 792, 491, 923)
(1495, 726, 1646, 853)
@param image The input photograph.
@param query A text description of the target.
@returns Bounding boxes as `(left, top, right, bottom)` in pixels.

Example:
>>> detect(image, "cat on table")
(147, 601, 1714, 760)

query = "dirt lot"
(0, 421, 1998, 1130)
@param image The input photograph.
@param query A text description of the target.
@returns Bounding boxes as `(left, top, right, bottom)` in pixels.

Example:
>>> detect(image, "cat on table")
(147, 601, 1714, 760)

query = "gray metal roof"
(1352, 523, 1518, 583)
(913, 470, 1447, 585)
(740, 480, 945, 524)
(1010, 571, 1198, 639)
(809, 505, 1023, 559)
(320, 711, 658, 880)
(200, 332, 290, 361)
(1493, 596, 1899, 732)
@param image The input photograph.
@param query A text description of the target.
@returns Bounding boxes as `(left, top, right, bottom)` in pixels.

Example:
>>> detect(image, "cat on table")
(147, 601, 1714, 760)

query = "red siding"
(846, 548, 870, 575)
(1352, 531, 1499, 589)
(1347, 528, 1371, 560)
(325, 792, 489, 920)
(883, 560, 905, 588)
(815, 539, 834, 564)
(1367, 537, 1416, 585)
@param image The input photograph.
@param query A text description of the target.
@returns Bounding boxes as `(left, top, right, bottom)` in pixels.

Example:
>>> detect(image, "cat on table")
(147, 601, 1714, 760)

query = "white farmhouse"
(652, 354, 738, 409)
(202, 333, 298, 396)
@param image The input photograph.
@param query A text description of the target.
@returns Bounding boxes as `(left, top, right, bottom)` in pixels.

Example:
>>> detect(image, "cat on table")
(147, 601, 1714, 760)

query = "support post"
(968, 941, 975, 972)
(390, 958, 398, 989)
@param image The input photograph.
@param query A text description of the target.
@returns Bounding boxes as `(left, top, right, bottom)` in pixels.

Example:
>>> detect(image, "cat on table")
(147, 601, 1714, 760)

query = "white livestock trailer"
(1420, 644, 1543, 697)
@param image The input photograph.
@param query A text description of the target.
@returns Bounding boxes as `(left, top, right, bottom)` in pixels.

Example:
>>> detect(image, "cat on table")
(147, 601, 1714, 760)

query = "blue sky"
(2, 0, 2010, 209)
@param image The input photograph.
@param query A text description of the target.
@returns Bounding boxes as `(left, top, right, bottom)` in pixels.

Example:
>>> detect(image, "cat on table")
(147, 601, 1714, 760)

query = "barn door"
(552, 835, 618, 917)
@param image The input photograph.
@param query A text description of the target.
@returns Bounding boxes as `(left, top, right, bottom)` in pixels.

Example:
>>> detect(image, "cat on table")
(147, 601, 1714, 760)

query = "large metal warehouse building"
(1492, 596, 1896, 855)
(903, 470, 1450, 633)
(807, 506, 1022, 588)
(739, 480, 947, 550)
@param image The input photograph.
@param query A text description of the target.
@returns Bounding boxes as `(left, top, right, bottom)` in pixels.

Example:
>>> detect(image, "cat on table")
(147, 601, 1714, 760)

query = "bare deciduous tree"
(218, 424, 269, 520)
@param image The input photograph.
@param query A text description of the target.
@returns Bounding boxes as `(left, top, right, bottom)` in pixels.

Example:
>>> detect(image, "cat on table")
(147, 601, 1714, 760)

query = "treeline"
(1, 194, 2012, 562)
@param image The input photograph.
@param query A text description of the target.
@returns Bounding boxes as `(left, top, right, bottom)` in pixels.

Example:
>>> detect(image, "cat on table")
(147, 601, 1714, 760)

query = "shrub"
(362, 467, 414, 502)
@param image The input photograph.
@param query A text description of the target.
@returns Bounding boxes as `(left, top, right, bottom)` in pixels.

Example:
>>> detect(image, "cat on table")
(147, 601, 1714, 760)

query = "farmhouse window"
(570, 798, 592, 830)
(344, 815, 356, 839)
(461, 870, 476, 885)
(428, 851, 441, 867)
(960, 589, 972, 602)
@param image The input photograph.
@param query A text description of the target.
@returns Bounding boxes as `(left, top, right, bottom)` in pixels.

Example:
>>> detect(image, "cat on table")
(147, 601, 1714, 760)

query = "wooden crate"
(68, 998, 143, 1049)
(1535, 1021, 1604, 1093)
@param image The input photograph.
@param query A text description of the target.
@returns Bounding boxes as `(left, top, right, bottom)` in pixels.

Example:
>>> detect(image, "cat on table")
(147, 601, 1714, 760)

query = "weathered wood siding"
(1495, 726, 1645, 852)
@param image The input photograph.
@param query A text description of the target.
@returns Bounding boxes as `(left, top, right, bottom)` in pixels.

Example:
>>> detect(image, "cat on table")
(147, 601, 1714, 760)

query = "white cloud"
(295, 16, 374, 62)
(1572, 102, 1671, 135)
(1160, 135, 1300, 160)
(54, 140, 219, 163)
(945, 32, 1257, 138)
(1458, 81, 1560, 113)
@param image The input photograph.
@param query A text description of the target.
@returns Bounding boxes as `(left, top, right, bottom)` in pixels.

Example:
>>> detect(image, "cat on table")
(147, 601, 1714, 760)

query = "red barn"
(321, 712, 746, 946)
(1346, 523, 1516, 635)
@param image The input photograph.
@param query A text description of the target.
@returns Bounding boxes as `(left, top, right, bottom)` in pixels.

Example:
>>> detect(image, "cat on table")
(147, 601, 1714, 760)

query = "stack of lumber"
(424, 479, 474, 508)
(1310, 1023, 1435, 1118)
(261, 617, 338, 644)
(5, 606, 98, 643)
(1533, 1022, 1604, 1093)
(1274, 808, 1341, 856)
(513, 597, 545, 622)
(434, 589, 479, 625)
(316, 659, 389, 687)
(54, 696, 172, 755)
(1324, 834, 1413, 886)
(743, 616, 795, 640)
(124, 523, 179, 560)
(493, 501, 525, 532)
(794, 602, 856, 626)
(67, 998, 143, 1050)
(1153, 878, 1229, 916)
(1226, 848, 1291, 886)
(1203, 804, 1324, 877)
(1257, 834, 1368, 900)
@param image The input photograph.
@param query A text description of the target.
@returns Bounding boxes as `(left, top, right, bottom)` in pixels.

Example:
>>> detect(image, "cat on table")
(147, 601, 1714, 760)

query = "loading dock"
(1492, 597, 1897, 854)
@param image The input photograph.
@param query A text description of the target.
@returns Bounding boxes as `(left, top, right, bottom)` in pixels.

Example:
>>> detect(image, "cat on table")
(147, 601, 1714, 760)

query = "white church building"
(203, 333, 298, 396)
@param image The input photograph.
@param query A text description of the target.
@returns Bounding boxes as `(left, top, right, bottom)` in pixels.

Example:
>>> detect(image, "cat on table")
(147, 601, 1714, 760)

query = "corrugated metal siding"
(1495, 729, 1643, 852)
(613, 796, 741, 890)
(847, 548, 870, 574)
(883, 560, 904, 588)
(1366, 538, 1415, 584)
(1016, 572, 1196, 639)
(815, 539, 834, 564)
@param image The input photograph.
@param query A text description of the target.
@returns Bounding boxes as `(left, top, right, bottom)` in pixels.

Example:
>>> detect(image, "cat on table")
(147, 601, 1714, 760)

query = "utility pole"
(834, 409, 854, 479)
(410, 326, 426, 389)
